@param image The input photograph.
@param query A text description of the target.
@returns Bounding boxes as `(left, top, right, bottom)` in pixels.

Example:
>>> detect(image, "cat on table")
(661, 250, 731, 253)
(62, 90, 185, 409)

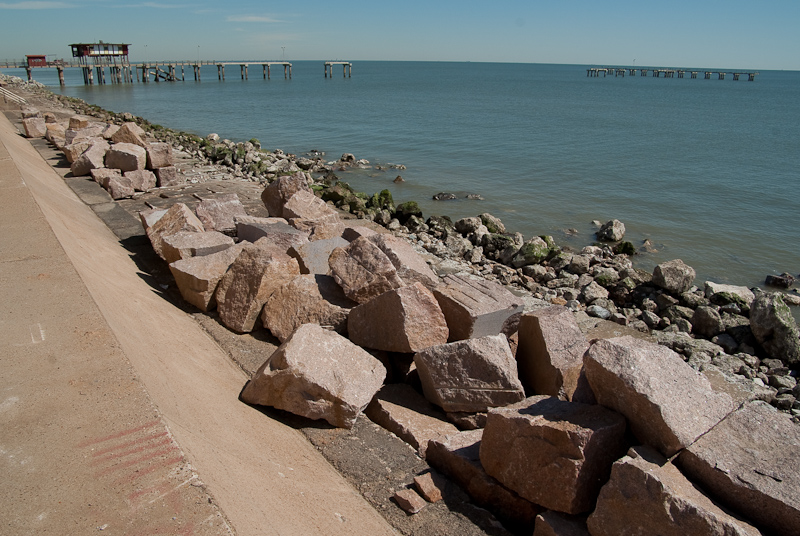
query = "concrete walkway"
(0, 112, 397, 535)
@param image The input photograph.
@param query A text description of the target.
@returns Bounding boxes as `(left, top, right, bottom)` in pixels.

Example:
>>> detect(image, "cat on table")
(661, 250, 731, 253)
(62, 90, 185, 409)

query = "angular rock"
(123, 169, 156, 192)
(749, 292, 800, 365)
(287, 237, 348, 275)
(45, 123, 67, 144)
(235, 215, 308, 247)
(168, 243, 245, 311)
(90, 168, 121, 185)
(104, 174, 134, 200)
(282, 188, 336, 220)
(66, 124, 106, 144)
(342, 225, 378, 241)
(394, 489, 426, 514)
(596, 219, 625, 242)
(68, 115, 90, 130)
(349, 282, 449, 353)
(368, 234, 438, 290)
(195, 193, 248, 234)
(110, 121, 147, 147)
(765, 273, 795, 289)
(584, 336, 738, 457)
(101, 123, 119, 140)
(652, 259, 696, 294)
(138, 208, 168, 232)
(240, 324, 386, 428)
(580, 281, 608, 303)
(22, 117, 47, 138)
(329, 237, 406, 304)
(676, 401, 800, 536)
(413, 472, 444, 503)
(414, 334, 524, 413)
(260, 171, 310, 217)
(533, 511, 589, 536)
(588, 445, 763, 536)
(62, 139, 93, 163)
(105, 142, 147, 172)
(70, 140, 110, 177)
(433, 274, 524, 342)
(365, 384, 458, 457)
(705, 281, 756, 309)
(515, 306, 591, 401)
(261, 274, 354, 342)
(480, 396, 626, 514)
(425, 430, 542, 527)
(692, 305, 724, 338)
(160, 230, 235, 264)
(154, 165, 180, 187)
(145, 141, 174, 169)
(215, 242, 300, 333)
(144, 203, 205, 261)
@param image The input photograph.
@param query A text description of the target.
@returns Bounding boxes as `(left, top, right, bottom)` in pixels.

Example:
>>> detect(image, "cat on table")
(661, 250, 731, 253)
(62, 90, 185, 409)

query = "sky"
(1, 0, 798, 70)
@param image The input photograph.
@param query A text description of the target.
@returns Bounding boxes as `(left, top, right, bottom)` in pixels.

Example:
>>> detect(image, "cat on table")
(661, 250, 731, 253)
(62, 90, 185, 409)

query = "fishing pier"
(324, 62, 352, 78)
(587, 67, 758, 81)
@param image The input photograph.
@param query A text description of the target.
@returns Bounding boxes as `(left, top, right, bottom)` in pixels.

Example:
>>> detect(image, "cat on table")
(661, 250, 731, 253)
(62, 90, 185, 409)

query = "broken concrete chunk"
(433, 274, 525, 342)
(676, 401, 800, 536)
(588, 445, 763, 536)
(414, 334, 524, 413)
(169, 243, 245, 311)
(261, 274, 354, 342)
(160, 230, 235, 264)
(195, 193, 248, 235)
(241, 324, 386, 428)
(364, 384, 458, 457)
(480, 396, 627, 514)
(584, 336, 738, 457)
(215, 243, 300, 333)
(348, 282, 449, 353)
(515, 306, 591, 401)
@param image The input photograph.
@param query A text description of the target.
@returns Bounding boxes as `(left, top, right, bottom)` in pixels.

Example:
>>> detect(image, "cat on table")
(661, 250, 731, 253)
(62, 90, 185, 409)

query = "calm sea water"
(6, 61, 800, 291)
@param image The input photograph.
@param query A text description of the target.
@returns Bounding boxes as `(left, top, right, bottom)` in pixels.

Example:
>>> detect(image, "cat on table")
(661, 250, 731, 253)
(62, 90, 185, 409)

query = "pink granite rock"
(68, 115, 90, 129)
(62, 139, 93, 163)
(144, 203, 205, 260)
(328, 236, 406, 304)
(169, 243, 245, 311)
(342, 225, 379, 241)
(288, 213, 345, 241)
(90, 168, 121, 185)
(123, 169, 156, 192)
(480, 396, 627, 514)
(110, 121, 147, 147)
(414, 334, 525, 413)
(425, 430, 542, 526)
(154, 166, 180, 187)
(103, 174, 134, 200)
(368, 234, 438, 290)
(260, 171, 311, 217)
(45, 123, 67, 145)
(348, 282, 449, 353)
(105, 142, 147, 172)
(101, 123, 119, 140)
(413, 472, 444, 503)
(676, 401, 799, 536)
(215, 243, 300, 333)
(394, 489, 426, 514)
(652, 259, 696, 294)
(588, 445, 762, 536)
(282, 189, 337, 220)
(584, 336, 738, 457)
(195, 193, 248, 234)
(160, 230, 235, 264)
(22, 117, 47, 138)
(70, 140, 110, 177)
(66, 124, 106, 144)
(433, 274, 524, 342)
(241, 324, 386, 428)
(234, 215, 304, 244)
(515, 306, 591, 401)
(365, 384, 459, 457)
(261, 274, 354, 342)
(145, 141, 174, 169)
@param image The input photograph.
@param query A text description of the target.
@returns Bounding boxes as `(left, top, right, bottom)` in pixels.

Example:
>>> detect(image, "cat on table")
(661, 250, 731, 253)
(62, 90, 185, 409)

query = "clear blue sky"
(1, 1, 798, 70)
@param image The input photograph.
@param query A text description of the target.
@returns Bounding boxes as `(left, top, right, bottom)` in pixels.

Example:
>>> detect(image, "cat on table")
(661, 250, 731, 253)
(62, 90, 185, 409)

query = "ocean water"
(6, 61, 799, 291)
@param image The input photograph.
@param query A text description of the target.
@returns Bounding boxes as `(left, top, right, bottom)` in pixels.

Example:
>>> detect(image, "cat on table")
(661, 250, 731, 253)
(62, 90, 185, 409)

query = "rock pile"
(19, 98, 799, 535)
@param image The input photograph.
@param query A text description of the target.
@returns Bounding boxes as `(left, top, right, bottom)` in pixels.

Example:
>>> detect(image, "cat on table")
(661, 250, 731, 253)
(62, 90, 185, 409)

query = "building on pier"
(70, 41, 132, 84)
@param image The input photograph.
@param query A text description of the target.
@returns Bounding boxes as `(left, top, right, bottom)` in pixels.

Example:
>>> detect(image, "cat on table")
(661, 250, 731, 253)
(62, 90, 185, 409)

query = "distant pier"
(324, 61, 352, 78)
(587, 67, 758, 81)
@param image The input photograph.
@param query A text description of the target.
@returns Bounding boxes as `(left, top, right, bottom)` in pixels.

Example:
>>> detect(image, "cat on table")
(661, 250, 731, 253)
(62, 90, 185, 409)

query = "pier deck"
(587, 67, 758, 81)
